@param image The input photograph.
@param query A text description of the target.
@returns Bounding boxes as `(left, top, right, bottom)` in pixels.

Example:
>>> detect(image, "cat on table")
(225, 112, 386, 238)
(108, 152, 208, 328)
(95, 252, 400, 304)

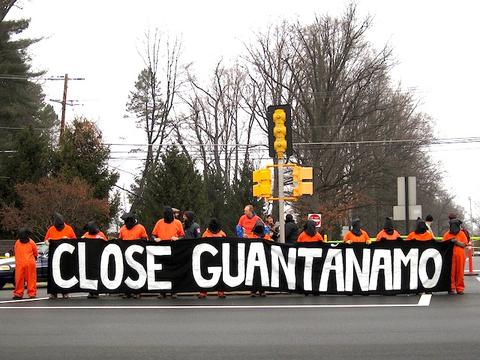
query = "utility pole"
(48, 74, 85, 142)
(60, 73, 68, 138)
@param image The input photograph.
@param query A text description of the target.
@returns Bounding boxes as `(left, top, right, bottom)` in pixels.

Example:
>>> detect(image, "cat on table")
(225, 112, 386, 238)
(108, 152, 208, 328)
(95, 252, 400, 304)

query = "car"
(0, 242, 49, 289)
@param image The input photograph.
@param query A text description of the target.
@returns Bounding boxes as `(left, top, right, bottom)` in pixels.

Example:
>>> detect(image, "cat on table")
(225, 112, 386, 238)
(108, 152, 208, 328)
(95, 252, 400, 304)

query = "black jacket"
(184, 222, 201, 239)
(285, 221, 299, 244)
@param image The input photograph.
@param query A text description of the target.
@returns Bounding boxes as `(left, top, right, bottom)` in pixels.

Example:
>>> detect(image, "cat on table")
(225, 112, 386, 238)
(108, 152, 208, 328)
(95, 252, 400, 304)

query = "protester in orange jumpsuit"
(81, 221, 108, 240)
(443, 219, 468, 295)
(12, 228, 38, 300)
(247, 222, 271, 297)
(202, 218, 227, 238)
(376, 217, 402, 242)
(406, 218, 434, 241)
(297, 220, 324, 243)
(44, 212, 76, 245)
(236, 205, 263, 238)
(45, 213, 76, 299)
(81, 221, 107, 299)
(118, 213, 147, 299)
(343, 219, 370, 244)
(118, 212, 148, 240)
(152, 206, 185, 299)
(199, 218, 226, 299)
(152, 206, 185, 242)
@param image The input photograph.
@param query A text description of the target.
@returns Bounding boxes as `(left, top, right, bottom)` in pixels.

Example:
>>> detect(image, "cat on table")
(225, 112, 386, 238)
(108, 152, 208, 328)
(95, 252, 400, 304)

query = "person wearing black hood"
(12, 228, 38, 300)
(297, 220, 324, 242)
(82, 221, 108, 240)
(152, 206, 185, 299)
(343, 218, 370, 244)
(44, 212, 76, 245)
(406, 218, 434, 241)
(285, 214, 299, 244)
(376, 217, 402, 241)
(45, 213, 76, 299)
(152, 206, 185, 241)
(183, 211, 201, 239)
(202, 218, 227, 238)
(443, 219, 468, 294)
(118, 212, 148, 240)
(198, 218, 227, 299)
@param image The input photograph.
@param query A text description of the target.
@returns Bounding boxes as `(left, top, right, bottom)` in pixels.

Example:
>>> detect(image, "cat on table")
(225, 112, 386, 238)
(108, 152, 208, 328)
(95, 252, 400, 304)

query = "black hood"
(414, 219, 428, 234)
(304, 220, 317, 237)
(449, 219, 462, 235)
(85, 221, 100, 235)
(53, 212, 65, 231)
(18, 227, 31, 244)
(121, 212, 137, 230)
(285, 214, 294, 223)
(351, 218, 362, 236)
(383, 217, 395, 236)
(253, 222, 265, 237)
(163, 206, 174, 224)
(208, 218, 221, 233)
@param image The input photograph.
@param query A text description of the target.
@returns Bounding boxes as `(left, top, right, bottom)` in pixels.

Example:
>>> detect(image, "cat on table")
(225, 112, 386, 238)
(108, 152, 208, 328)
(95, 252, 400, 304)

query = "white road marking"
(0, 296, 49, 304)
(418, 294, 432, 306)
(0, 295, 431, 309)
(0, 294, 85, 304)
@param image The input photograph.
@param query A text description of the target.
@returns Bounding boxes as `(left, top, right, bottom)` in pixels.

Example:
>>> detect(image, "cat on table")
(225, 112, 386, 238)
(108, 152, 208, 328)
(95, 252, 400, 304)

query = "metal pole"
(405, 176, 409, 234)
(278, 157, 285, 243)
(60, 73, 68, 140)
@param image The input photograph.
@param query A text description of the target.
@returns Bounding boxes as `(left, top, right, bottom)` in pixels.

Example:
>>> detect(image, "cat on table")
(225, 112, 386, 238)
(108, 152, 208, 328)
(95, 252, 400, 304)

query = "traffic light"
(267, 104, 293, 159)
(292, 166, 313, 197)
(253, 168, 272, 198)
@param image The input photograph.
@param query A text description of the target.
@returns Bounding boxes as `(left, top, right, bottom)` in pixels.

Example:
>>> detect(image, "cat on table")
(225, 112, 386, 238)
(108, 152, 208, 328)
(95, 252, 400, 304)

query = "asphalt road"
(1, 276, 480, 359)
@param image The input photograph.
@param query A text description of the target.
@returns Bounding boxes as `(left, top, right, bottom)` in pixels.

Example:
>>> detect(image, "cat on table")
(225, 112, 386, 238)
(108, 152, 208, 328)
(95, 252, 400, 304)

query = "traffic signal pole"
(278, 157, 285, 243)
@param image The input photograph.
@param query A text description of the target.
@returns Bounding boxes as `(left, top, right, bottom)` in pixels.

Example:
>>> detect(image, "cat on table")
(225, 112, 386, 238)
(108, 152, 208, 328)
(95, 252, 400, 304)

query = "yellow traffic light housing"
(253, 168, 272, 198)
(292, 166, 313, 197)
(273, 109, 287, 158)
(267, 104, 293, 159)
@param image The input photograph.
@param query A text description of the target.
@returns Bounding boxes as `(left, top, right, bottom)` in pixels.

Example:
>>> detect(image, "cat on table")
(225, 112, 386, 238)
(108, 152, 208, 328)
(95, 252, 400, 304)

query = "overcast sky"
(8, 0, 480, 222)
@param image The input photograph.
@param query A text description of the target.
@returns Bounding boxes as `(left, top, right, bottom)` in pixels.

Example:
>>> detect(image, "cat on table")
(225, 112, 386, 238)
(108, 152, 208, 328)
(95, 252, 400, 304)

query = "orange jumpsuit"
(250, 233, 272, 241)
(297, 231, 324, 243)
(82, 231, 108, 240)
(376, 229, 402, 241)
(44, 224, 76, 241)
(13, 239, 38, 298)
(202, 229, 227, 238)
(152, 219, 184, 240)
(405, 232, 433, 241)
(343, 230, 370, 243)
(443, 231, 468, 293)
(118, 224, 148, 240)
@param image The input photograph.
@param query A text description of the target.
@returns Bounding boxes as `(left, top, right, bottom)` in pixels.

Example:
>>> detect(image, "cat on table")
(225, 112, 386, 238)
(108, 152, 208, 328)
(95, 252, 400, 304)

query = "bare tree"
(181, 61, 257, 184)
(126, 30, 182, 206)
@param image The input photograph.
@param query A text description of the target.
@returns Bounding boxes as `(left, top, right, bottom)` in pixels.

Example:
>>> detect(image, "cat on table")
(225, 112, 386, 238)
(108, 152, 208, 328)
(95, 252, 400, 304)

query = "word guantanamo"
(48, 238, 453, 295)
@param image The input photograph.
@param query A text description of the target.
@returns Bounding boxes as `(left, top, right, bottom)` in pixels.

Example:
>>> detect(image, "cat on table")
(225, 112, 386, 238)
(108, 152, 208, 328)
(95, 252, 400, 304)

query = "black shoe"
(87, 293, 99, 299)
(448, 291, 455, 295)
(12, 296, 22, 300)
(457, 291, 464, 295)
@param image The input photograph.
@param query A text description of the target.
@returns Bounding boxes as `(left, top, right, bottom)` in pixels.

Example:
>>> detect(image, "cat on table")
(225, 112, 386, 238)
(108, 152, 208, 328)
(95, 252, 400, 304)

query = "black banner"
(48, 238, 453, 295)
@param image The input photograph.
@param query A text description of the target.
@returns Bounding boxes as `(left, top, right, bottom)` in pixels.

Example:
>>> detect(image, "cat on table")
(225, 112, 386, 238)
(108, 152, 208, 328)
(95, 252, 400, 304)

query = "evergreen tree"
(132, 147, 209, 231)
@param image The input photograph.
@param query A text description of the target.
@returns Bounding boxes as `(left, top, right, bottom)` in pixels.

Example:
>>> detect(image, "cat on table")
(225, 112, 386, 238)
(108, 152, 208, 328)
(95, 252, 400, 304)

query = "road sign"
(308, 213, 322, 227)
